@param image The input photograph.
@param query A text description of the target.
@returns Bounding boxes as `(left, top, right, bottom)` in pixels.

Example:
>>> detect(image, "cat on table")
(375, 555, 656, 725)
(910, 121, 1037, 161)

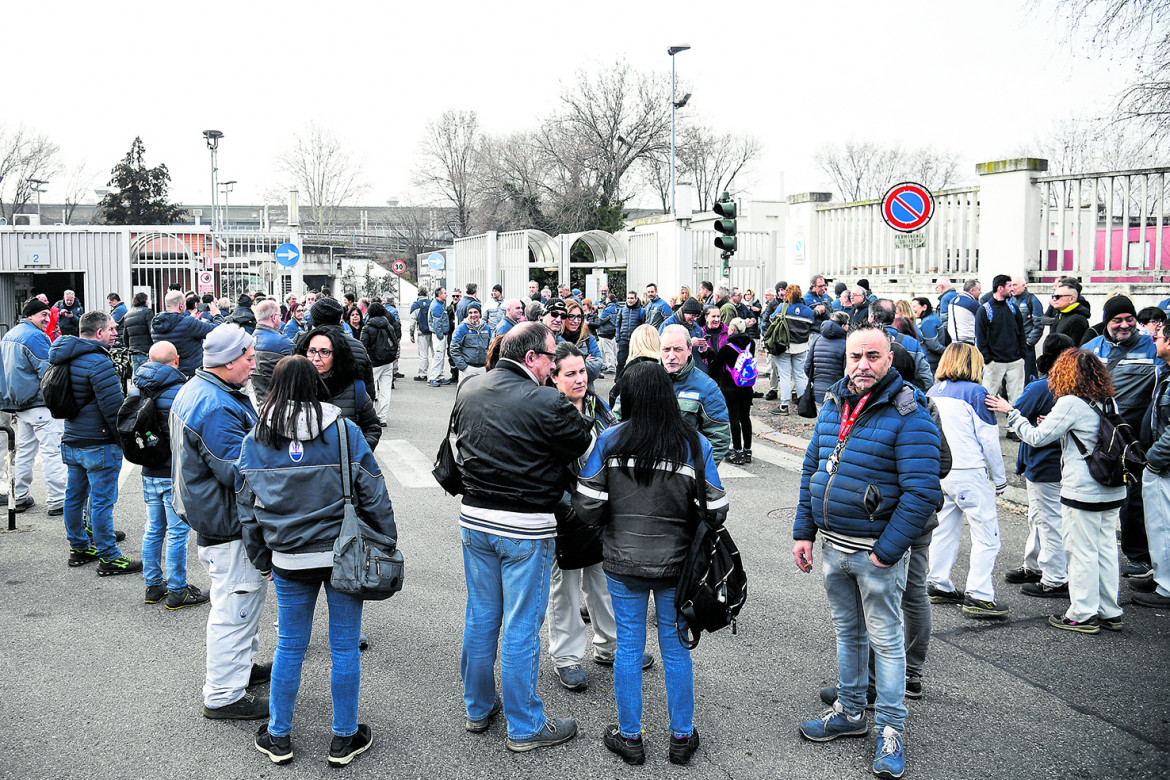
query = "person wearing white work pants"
(927, 467, 1002, 602)
(458, 365, 485, 385)
(982, 359, 1025, 403)
(1060, 503, 1123, 623)
(416, 333, 433, 379)
(599, 338, 617, 372)
(1023, 479, 1067, 586)
(372, 363, 394, 424)
(1139, 470, 1170, 599)
(199, 539, 267, 708)
(429, 336, 448, 383)
(14, 407, 66, 510)
(546, 560, 616, 668)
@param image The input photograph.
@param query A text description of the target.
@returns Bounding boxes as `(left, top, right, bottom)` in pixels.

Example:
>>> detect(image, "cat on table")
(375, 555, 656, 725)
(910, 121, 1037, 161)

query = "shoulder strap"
(894, 386, 917, 416)
(338, 420, 353, 502)
(1105, 346, 1125, 373)
(693, 438, 708, 526)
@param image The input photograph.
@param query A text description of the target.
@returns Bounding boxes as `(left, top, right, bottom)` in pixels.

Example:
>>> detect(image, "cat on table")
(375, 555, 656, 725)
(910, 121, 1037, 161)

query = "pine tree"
(99, 137, 186, 225)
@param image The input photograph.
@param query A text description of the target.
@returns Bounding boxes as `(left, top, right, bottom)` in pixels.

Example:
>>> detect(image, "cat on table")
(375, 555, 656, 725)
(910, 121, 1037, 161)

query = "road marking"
(119, 459, 137, 490)
(749, 443, 806, 472)
(717, 462, 756, 479)
(379, 439, 437, 488)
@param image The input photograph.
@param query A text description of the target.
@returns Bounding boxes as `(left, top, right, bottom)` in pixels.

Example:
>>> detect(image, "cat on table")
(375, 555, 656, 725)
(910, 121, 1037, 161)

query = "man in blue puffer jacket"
(614, 290, 645, 380)
(49, 310, 140, 576)
(150, 289, 224, 378)
(792, 321, 940, 780)
(450, 301, 492, 384)
(427, 287, 451, 386)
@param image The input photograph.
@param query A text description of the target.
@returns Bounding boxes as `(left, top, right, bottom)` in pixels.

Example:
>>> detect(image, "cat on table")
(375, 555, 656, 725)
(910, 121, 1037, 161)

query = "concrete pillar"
(785, 193, 832, 285)
(975, 158, 1048, 287)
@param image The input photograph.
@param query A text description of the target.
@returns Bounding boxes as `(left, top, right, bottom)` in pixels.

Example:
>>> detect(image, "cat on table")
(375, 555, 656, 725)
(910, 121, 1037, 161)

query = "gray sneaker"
(505, 718, 578, 752)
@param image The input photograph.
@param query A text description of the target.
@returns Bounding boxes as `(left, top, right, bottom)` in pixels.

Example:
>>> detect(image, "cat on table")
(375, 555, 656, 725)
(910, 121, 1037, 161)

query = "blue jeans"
(269, 572, 363, 738)
(822, 543, 909, 732)
(606, 574, 694, 739)
(62, 443, 122, 560)
(459, 527, 552, 740)
(141, 476, 191, 592)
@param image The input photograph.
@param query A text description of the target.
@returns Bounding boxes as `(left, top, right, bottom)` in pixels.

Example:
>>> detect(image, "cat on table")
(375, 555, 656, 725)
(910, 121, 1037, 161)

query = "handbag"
(331, 421, 404, 600)
(432, 407, 465, 496)
(797, 382, 818, 418)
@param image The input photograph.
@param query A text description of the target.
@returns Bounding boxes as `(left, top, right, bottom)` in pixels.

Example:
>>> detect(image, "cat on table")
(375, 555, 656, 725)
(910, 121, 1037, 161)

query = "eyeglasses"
(567, 315, 583, 321)
(533, 350, 556, 359)
(306, 348, 333, 358)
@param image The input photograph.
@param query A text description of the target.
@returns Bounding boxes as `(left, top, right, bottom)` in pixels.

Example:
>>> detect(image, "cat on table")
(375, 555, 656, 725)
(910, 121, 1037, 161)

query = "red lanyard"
(838, 394, 870, 442)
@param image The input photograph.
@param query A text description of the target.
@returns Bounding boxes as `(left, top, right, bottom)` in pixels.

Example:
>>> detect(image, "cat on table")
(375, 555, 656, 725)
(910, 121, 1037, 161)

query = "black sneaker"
(165, 585, 210, 609)
(393, 372, 405, 379)
(1049, 614, 1100, 634)
(97, 556, 143, 577)
(505, 718, 577, 752)
(764, 390, 778, 401)
(603, 724, 645, 765)
(818, 685, 876, 710)
(67, 546, 99, 567)
(203, 691, 269, 720)
(741, 450, 752, 465)
(465, 698, 502, 733)
(669, 727, 700, 766)
(1004, 567, 1042, 584)
(1021, 581, 1069, 599)
(249, 662, 273, 687)
(926, 584, 965, 604)
(905, 677, 923, 699)
(1129, 576, 1158, 593)
(413, 375, 427, 381)
(85, 525, 127, 543)
(328, 724, 372, 767)
(255, 725, 293, 765)
(594, 651, 655, 670)
(961, 594, 1009, 618)
(770, 405, 790, 416)
(145, 584, 168, 604)
(1098, 614, 1124, 632)
(47, 505, 63, 517)
(13, 496, 35, 513)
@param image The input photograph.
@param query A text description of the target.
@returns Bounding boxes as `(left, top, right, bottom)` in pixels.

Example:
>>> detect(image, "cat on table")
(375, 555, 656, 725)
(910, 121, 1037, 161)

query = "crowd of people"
(4, 270, 1170, 777)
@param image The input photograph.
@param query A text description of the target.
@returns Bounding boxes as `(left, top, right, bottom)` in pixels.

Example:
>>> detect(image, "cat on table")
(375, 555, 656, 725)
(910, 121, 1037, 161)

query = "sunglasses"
(548, 312, 566, 320)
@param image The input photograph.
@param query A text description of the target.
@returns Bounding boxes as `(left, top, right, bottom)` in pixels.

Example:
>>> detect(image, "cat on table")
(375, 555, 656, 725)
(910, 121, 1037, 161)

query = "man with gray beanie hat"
(170, 324, 269, 720)
(1083, 295, 1160, 581)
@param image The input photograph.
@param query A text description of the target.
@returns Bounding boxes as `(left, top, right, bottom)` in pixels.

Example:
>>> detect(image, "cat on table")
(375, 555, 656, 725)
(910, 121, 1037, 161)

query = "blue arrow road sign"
(276, 243, 300, 267)
(427, 252, 445, 270)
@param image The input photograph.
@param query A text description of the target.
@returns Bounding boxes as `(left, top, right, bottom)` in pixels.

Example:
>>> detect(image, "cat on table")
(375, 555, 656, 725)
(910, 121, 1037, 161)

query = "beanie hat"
(203, 324, 254, 368)
(466, 300, 482, 313)
(1101, 295, 1136, 324)
(543, 299, 568, 317)
(1037, 333, 1075, 376)
(22, 298, 50, 318)
(681, 297, 703, 316)
(311, 296, 345, 325)
(834, 282, 848, 297)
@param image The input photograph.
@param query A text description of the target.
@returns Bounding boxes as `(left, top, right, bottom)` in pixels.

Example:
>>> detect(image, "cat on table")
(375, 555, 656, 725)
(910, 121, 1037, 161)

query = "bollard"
(0, 424, 13, 531)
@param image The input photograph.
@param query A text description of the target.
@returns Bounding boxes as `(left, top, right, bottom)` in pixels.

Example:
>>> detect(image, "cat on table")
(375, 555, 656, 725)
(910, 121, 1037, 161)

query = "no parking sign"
(881, 182, 934, 233)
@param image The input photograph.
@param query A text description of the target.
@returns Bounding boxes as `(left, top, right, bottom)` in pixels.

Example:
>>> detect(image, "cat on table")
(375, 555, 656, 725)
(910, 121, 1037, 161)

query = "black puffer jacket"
(453, 360, 592, 513)
(122, 305, 154, 355)
(47, 336, 124, 447)
(150, 311, 223, 378)
(804, 320, 848, 399)
(322, 372, 381, 450)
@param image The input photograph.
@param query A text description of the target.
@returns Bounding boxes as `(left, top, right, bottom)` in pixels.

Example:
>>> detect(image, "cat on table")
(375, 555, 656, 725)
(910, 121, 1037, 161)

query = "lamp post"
(667, 45, 690, 216)
(29, 178, 49, 222)
(202, 130, 223, 231)
(220, 180, 237, 230)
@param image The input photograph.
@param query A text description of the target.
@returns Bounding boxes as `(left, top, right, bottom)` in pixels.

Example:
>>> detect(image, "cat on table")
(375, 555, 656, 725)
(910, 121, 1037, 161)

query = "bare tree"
(62, 162, 95, 224)
(678, 124, 762, 211)
(639, 154, 671, 214)
(413, 109, 480, 238)
(816, 141, 966, 202)
(0, 124, 61, 222)
(903, 146, 962, 192)
(1051, 0, 1170, 141)
(474, 132, 550, 233)
(278, 122, 368, 232)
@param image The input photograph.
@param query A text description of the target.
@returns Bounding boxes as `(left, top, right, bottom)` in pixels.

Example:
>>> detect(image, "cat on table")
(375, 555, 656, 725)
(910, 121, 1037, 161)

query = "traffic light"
(713, 191, 737, 272)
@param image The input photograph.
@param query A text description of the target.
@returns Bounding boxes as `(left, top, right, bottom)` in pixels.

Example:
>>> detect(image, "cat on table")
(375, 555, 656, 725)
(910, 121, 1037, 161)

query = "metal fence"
(691, 229, 772, 295)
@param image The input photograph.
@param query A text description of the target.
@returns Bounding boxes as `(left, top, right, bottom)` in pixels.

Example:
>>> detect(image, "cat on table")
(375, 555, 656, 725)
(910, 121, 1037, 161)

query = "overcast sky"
(5, 0, 1138, 212)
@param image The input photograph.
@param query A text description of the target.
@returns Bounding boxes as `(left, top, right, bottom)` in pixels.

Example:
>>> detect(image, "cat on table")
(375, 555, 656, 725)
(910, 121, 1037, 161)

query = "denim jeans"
(141, 476, 191, 592)
(269, 572, 363, 738)
(606, 574, 694, 739)
(460, 527, 553, 740)
(822, 543, 909, 732)
(62, 443, 122, 560)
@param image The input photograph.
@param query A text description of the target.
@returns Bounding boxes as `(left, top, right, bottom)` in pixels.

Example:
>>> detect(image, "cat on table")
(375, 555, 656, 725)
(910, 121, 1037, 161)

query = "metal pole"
(1, 423, 14, 531)
(210, 146, 219, 232)
(671, 55, 677, 217)
(36, 188, 42, 222)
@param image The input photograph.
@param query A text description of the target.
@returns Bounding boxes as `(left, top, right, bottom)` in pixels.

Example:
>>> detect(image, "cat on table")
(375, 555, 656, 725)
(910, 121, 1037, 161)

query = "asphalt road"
(1, 344, 1167, 779)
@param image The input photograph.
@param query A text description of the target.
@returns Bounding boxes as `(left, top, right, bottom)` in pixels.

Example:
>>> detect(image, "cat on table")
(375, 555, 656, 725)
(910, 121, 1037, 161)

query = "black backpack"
(116, 391, 171, 468)
(367, 323, 399, 365)
(40, 361, 81, 420)
(674, 443, 748, 649)
(1071, 398, 1146, 487)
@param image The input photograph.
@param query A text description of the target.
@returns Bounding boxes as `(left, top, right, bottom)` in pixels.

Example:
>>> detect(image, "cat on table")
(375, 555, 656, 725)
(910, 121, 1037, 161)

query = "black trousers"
(723, 388, 753, 451)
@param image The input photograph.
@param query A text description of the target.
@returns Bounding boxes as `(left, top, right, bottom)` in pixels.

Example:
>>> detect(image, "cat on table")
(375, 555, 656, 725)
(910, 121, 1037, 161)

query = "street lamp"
(220, 180, 237, 230)
(203, 130, 223, 231)
(667, 45, 690, 216)
(28, 178, 49, 222)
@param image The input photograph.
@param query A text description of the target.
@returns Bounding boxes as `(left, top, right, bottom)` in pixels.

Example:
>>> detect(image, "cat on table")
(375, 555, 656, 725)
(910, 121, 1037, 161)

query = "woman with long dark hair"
(295, 326, 381, 449)
(238, 355, 397, 767)
(987, 349, 1128, 633)
(346, 306, 364, 341)
(574, 361, 728, 767)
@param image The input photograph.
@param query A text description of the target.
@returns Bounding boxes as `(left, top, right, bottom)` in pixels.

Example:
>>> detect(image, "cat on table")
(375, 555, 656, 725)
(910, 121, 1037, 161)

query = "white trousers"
(416, 333, 433, 377)
(458, 365, 485, 385)
(1142, 470, 1170, 598)
(14, 407, 66, 509)
(429, 336, 448, 382)
(1060, 503, 1122, 622)
(199, 539, 267, 708)
(546, 560, 617, 666)
(599, 338, 617, 370)
(982, 359, 1025, 403)
(928, 468, 1002, 601)
(372, 363, 394, 424)
(1023, 480, 1067, 585)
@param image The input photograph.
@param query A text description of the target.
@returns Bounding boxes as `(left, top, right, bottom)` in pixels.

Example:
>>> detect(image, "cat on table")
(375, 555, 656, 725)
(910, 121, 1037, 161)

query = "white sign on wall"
(20, 238, 50, 268)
